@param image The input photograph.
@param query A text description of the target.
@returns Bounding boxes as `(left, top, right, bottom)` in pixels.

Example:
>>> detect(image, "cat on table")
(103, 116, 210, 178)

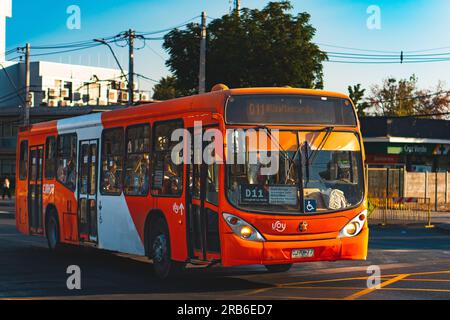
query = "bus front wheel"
(265, 264, 293, 273)
(150, 216, 185, 279)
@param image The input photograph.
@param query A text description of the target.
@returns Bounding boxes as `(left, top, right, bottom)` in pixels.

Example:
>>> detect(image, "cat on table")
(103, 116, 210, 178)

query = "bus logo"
(272, 221, 287, 233)
(299, 222, 309, 232)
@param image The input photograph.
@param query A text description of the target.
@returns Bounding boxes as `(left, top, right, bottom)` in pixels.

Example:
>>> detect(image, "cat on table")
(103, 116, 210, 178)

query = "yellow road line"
(256, 295, 340, 301)
(284, 286, 367, 290)
(282, 276, 392, 287)
(382, 270, 450, 278)
(239, 286, 279, 296)
(277, 285, 450, 294)
(344, 274, 409, 300)
(400, 278, 450, 282)
(382, 287, 450, 293)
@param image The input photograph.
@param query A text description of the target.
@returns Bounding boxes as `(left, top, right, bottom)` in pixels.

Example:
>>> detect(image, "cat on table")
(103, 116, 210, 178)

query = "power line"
(317, 42, 399, 54)
(0, 62, 26, 106)
(136, 16, 200, 36)
(365, 90, 450, 105)
(27, 43, 103, 58)
(135, 73, 158, 83)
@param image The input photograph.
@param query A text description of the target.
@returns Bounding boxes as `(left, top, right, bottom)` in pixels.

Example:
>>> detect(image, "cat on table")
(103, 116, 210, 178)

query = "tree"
(163, 1, 327, 95)
(370, 75, 417, 116)
(348, 84, 370, 117)
(152, 76, 180, 100)
(369, 75, 450, 118)
(414, 81, 450, 119)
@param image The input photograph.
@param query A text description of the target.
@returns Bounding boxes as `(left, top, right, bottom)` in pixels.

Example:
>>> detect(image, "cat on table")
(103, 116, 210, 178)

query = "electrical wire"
(136, 15, 200, 36)
(0, 62, 26, 105)
(365, 91, 450, 105)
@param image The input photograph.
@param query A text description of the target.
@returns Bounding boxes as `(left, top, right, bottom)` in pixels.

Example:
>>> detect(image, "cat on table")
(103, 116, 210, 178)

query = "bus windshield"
(226, 130, 364, 214)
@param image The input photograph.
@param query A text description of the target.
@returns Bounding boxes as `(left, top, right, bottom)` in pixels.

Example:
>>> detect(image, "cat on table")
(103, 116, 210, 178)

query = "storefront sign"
(366, 154, 401, 164)
(366, 143, 450, 156)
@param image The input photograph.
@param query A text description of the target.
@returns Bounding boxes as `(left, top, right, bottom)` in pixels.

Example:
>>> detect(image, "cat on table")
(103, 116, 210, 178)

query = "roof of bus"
(225, 87, 350, 99)
(21, 87, 351, 135)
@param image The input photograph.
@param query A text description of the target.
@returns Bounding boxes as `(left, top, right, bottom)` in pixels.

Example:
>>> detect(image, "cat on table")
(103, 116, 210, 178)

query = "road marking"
(281, 276, 392, 287)
(256, 295, 339, 300)
(239, 286, 279, 296)
(382, 269, 450, 278)
(401, 278, 450, 282)
(276, 286, 450, 294)
(382, 287, 450, 293)
(344, 274, 409, 300)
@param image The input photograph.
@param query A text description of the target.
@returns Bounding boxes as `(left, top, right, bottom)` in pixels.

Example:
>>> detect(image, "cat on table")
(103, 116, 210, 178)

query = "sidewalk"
(0, 197, 15, 219)
(432, 212, 450, 232)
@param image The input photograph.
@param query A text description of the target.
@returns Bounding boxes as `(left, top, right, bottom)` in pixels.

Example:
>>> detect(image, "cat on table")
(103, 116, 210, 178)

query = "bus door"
(186, 126, 221, 261)
(28, 145, 44, 234)
(77, 140, 99, 243)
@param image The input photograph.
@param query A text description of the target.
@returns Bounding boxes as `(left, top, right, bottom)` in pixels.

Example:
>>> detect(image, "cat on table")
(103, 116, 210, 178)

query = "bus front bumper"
(221, 228, 369, 267)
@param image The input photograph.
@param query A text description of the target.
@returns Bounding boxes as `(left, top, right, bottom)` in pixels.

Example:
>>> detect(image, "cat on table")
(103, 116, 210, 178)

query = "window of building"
(152, 120, 183, 197)
(101, 128, 124, 195)
(45, 137, 56, 179)
(19, 140, 28, 180)
(1, 160, 15, 176)
(0, 121, 13, 137)
(57, 134, 77, 190)
(124, 125, 150, 196)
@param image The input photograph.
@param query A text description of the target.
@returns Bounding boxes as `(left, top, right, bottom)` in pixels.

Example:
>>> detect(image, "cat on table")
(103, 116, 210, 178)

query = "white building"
(0, 0, 12, 64)
(0, 0, 149, 108)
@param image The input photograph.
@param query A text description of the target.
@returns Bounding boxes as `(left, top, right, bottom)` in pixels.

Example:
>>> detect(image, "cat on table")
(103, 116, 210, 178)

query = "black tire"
(265, 264, 293, 273)
(150, 216, 185, 280)
(46, 212, 61, 252)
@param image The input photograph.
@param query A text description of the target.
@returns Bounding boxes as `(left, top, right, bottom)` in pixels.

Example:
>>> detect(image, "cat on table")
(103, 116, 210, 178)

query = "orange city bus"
(16, 86, 368, 279)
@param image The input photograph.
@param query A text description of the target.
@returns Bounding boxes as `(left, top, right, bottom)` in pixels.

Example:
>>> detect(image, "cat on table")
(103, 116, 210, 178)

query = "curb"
(0, 213, 15, 220)
(436, 223, 450, 233)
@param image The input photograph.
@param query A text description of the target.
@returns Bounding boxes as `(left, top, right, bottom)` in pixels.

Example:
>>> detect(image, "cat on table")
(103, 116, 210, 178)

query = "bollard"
(425, 199, 435, 229)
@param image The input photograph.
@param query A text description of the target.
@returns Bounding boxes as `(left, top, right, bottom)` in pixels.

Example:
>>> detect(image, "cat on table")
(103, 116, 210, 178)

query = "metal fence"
(367, 168, 449, 212)
(368, 197, 434, 227)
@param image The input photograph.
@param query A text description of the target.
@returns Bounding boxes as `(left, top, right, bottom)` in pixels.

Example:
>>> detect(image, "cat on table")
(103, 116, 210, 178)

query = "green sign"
(365, 142, 449, 156)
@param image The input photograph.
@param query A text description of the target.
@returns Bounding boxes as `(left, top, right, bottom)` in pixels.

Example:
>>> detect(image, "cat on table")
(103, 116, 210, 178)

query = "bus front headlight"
(223, 213, 265, 242)
(339, 210, 367, 238)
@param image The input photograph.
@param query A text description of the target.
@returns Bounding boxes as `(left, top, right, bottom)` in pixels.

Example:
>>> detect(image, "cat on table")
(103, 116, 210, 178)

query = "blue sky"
(4, 0, 450, 94)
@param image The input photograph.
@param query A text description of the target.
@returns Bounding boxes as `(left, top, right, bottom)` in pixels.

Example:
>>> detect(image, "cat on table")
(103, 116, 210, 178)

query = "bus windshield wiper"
(309, 126, 334, 166)
(256, 125, 295, 168)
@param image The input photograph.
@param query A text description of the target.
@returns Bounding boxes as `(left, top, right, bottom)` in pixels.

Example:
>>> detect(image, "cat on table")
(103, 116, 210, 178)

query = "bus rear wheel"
(150, 217, 185, 279)
(46, 212, 61, 252)
(265, 264, 293, 273)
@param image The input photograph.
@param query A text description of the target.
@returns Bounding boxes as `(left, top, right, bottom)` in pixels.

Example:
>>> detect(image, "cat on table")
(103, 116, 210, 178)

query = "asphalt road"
(0, 212, 449, 300)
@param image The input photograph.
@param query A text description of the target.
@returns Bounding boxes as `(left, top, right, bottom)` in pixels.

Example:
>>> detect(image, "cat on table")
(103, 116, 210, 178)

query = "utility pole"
(24, 43, 30, 126)
(198, 12, 207, 94)
(234, 0, 241, 13)
(128, 29, 135, 106)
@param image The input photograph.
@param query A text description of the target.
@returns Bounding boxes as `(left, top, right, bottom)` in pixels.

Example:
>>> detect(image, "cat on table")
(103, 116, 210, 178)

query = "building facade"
(361, 117, 450, 172)
(0, 105, 128, 190)
(0, 61, 150, 108)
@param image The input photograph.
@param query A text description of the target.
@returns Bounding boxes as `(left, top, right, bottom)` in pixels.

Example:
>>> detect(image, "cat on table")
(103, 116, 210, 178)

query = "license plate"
(292, 249, 315, 259)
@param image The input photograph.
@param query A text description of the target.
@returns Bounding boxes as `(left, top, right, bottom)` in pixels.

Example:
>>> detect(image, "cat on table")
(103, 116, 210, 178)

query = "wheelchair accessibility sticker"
(304, 199, 317, 213)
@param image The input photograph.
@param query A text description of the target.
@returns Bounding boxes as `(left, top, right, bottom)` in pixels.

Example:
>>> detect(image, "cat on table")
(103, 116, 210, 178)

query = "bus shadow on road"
(1, 244, 276, 299)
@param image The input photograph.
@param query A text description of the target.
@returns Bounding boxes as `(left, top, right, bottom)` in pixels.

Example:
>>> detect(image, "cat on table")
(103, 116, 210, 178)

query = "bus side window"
(124, 124, 150, 196)
(101, 128, 124, 195)
(19, 140, 28, 181)
(151, 120, 183, 197)
(45, 137, 56, 179)
(56, 134, 77, 191)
